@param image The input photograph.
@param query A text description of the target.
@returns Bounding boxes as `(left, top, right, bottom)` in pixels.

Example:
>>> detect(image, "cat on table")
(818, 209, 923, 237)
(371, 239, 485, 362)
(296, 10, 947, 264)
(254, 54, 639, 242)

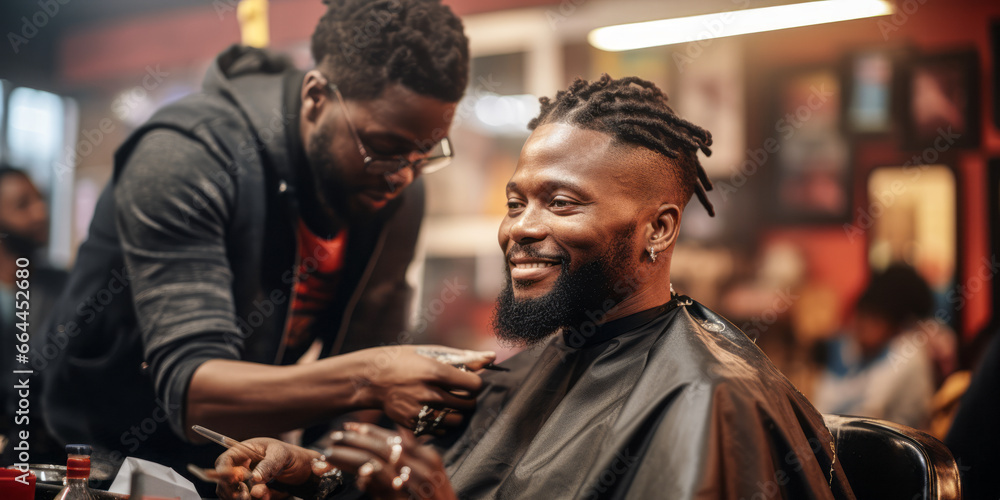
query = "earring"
(647, 246, 657, 263)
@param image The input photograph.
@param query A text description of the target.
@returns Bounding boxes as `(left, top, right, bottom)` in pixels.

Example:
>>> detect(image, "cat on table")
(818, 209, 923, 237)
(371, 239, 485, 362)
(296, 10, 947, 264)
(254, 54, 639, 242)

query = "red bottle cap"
(66, 456, 91, 480)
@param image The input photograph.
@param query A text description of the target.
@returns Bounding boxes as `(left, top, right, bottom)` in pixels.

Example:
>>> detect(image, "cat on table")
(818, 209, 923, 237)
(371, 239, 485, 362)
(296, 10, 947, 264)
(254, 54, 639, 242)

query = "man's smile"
(509, 257, 561, 282)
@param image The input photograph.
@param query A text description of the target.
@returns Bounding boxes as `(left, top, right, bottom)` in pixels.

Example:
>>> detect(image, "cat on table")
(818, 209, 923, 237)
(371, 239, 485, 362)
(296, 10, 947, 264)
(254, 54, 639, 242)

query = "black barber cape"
(438, 298, 856, 499)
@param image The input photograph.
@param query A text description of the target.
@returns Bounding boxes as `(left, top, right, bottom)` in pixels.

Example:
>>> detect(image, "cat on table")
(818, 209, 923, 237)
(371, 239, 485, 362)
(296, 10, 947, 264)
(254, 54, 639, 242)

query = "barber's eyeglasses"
(327, 83, 453, 175)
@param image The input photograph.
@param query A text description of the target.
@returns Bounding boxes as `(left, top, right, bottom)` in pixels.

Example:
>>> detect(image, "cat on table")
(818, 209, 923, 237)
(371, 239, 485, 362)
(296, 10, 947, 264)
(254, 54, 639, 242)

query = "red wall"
(59, 0, 560, 87)
(746, 0, 1000, 339)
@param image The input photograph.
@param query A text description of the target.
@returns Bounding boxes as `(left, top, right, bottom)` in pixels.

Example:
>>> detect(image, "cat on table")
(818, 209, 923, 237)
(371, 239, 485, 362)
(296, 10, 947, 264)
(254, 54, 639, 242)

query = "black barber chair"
(823, 414, 961, 500)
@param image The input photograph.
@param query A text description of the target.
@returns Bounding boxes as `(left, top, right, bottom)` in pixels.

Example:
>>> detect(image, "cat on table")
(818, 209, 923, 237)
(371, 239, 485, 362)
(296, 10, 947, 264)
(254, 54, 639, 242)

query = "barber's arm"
(186, 346, 493, 439)
(116, 130, 493, 443)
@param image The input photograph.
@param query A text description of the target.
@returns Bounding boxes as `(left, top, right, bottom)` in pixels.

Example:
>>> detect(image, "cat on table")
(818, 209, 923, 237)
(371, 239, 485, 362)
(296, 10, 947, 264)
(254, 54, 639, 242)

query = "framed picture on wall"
(672, 38, 745, 179)
(901, 49, 980, 150)
(768, 66, 852, 225)
(866, 164, 962, 335)
(840, 47, 910, 136)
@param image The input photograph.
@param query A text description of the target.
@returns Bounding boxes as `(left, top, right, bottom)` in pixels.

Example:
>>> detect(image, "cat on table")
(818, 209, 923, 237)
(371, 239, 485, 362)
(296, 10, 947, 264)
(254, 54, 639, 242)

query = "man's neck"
(601, 263, 673, 323)
(295, 172, 345, 238)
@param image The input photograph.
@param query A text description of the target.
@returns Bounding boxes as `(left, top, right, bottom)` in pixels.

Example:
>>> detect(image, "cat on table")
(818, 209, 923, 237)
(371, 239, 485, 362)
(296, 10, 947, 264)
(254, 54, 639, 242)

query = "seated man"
(813, 263, 939, 429)
(214, 75, 856, 500)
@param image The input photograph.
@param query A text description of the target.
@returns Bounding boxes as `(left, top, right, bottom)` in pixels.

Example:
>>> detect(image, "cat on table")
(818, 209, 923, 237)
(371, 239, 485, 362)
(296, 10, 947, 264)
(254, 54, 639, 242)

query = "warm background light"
(588, 0, 895, 51)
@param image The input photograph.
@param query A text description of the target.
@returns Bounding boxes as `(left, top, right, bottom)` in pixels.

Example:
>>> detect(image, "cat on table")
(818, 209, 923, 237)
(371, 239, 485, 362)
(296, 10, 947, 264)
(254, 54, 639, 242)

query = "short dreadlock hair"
(311, 0, 469, 102)
(528, 74, 715, 216)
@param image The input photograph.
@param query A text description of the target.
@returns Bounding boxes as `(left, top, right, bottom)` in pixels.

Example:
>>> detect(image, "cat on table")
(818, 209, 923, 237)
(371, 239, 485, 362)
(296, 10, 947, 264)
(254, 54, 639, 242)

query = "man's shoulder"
(617, 302, 849, 500)
(149, 91, 247, 131)
(656, 299, 805, 404)
(114, 93, 269, 197)
(117, 89, 261, 169)
(118, 128, 239, 189)
(644, 299, 829, 431)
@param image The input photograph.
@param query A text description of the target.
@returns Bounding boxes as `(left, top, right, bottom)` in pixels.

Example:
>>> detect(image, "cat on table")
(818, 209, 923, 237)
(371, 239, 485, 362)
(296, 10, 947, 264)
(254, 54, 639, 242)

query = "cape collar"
(561, 296, 685, 349)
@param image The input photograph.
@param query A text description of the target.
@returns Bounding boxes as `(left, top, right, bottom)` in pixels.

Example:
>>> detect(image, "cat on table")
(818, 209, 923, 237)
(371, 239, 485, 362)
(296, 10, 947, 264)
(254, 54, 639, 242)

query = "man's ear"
(645, 203, 681, 255)
(301, 70, 330, 125)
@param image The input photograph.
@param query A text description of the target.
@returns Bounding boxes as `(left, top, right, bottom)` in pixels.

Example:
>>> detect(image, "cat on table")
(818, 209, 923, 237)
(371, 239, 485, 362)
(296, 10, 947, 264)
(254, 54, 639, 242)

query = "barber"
(40, 0, 489, 481)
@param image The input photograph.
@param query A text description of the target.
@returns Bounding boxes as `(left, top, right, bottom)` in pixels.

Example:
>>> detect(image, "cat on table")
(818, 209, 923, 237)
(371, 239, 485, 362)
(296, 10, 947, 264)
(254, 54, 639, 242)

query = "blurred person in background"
(813, 263, 942, 429)
(210, 75, 855, 500)
(0, 165, 67, 464)
(38, 0, 493, 487)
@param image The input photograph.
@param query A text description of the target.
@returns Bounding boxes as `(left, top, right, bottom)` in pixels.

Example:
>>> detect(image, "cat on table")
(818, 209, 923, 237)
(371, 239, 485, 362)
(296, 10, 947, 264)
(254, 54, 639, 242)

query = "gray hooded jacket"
(40, 45, 424, 473)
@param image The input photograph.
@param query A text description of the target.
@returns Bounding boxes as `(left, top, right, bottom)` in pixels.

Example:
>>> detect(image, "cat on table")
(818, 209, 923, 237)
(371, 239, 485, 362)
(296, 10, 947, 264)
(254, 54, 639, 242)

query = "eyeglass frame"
(326, 83, 454, 176)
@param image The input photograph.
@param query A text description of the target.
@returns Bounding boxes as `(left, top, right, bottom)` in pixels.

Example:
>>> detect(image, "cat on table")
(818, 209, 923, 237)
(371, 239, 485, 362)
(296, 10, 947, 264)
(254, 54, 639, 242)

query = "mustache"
(505, 243, 569, 264)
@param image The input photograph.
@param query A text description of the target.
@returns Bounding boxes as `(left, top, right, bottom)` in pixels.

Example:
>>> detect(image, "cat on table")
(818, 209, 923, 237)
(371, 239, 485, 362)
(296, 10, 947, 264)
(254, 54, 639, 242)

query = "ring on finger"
(430, 407, 452, 432)
(356, 459, 380, 492)
(392, 466, 412, 491)
(387, 436, 403, 465)
(414, 405, 435, 436)
(358, 459, 381, 477)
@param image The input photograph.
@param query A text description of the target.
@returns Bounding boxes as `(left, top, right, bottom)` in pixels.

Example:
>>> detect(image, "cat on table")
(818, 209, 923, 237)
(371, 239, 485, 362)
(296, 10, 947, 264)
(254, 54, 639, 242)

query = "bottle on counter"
(54, 444, 95, 500)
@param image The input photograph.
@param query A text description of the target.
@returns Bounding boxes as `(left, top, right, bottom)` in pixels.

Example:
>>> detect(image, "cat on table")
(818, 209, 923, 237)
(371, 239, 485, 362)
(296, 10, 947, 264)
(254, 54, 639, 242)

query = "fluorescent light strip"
(588, 0, 894, 52)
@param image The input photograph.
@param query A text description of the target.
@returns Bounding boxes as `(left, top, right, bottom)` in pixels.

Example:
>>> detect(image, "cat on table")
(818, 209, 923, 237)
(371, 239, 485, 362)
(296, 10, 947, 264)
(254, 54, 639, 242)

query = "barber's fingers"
(428, 410, 465, 431)
(388, 401, 468, 431)
(215, 469, 250, 500)
(326, 427, 446, 497)
(424, 386, 477, 411)
(214, 438, 305, 500)
(214, 464, 252, 483)
(215, 446, 255, 500)
(216, 445, 255, 470)
(426, 362, 485, 393)
(250, 453, 291, 487)
(236, 481, 251, 500)
(346, 423, 444, 465)
(333, 429, 394, 461)
(248, 483, 291, 500)
(411, 406, 466, 431)
(413, 345, 497, 368)
(454, 350, 498, 371)
(321, 446, 402, 494)
(335, 426, 442, 466)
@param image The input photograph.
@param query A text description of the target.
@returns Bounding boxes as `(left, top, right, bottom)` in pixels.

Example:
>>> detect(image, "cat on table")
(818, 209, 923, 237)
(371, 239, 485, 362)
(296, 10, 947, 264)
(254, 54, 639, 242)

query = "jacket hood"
(202, 44, 305, 194)
(203, 44, 297, 98)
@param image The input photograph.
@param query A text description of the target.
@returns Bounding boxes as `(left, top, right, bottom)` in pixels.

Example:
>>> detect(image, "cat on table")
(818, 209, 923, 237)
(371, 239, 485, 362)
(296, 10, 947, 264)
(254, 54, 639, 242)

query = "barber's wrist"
(311, 350, 377, 410)
(344, 350, 381, 409)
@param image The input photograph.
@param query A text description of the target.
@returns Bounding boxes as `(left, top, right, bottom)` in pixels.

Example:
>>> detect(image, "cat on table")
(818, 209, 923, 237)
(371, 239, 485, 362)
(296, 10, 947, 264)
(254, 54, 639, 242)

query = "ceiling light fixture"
(588, 0, 894, 52)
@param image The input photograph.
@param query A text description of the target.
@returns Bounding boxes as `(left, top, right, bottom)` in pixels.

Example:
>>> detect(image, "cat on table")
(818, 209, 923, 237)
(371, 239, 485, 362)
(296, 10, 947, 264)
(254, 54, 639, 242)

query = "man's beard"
(491, 226, 637, 348)
(0, 223, 45, 257)
(305, 123, 366, 222)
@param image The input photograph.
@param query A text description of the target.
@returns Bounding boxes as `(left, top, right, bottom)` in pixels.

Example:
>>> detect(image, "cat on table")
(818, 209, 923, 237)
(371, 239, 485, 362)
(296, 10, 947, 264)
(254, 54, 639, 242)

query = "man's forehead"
(359, 83, 456, 143)
(520, 123, 614, 159)
(511, 122, 656, 191)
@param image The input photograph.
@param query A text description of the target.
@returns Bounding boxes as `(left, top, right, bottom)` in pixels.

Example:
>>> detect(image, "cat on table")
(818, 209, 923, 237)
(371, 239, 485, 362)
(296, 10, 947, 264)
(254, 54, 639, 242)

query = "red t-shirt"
(285, 219, 348, 349)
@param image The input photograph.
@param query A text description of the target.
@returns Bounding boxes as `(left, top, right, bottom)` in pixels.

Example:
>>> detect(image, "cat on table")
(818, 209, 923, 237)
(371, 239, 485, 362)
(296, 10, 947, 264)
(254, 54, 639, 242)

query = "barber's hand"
(214, 438, 320, 500)
(324, 422, 457, 500)
(351, 345, 495, 432)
